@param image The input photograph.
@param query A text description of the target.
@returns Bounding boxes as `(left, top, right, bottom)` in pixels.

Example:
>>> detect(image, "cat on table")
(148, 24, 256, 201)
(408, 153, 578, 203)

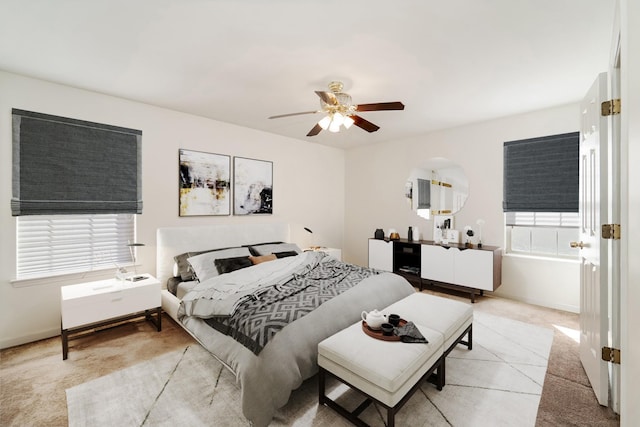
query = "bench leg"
(388, 407, 396, 427)
(456, 324, 473, 351)
(427, 356, 445, 390)
(318, 367, 327, 405)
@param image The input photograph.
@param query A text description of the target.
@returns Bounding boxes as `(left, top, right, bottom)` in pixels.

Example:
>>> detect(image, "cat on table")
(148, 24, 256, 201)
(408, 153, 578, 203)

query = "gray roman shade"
(503, 131, 579, 213)
(11, 109, 142, 216)
(417, 178, 431, 209)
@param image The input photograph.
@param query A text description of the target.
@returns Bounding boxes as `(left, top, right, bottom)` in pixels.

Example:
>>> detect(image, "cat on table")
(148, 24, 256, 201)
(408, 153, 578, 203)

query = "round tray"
(361, 319, 407, 341)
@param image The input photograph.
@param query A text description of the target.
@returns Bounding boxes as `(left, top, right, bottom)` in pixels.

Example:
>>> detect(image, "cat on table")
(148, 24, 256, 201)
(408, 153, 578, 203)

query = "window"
(503, 132, 579, 259)
(11, 109, 143, 280)
(16, 214, 136, 280)
(505, 212, 579, 258)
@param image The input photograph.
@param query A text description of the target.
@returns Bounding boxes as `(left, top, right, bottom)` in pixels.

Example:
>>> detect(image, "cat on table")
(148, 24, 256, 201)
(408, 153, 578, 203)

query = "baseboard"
(1, 328, 60, 350)
(492, 291, 579, 314)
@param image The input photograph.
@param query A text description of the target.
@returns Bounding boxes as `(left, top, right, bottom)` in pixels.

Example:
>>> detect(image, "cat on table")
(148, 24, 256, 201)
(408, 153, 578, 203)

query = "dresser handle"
(111, 297, 123, 302)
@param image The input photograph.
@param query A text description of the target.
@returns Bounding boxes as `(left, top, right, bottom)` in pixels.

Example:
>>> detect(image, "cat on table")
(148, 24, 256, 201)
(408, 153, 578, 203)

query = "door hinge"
(601, 99, 621, 116)
(602, 346, 621, 364)
(602, 224, 621, 240)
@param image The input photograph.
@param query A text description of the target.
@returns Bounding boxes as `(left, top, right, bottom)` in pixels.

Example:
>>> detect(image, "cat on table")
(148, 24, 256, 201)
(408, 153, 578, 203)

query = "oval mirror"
(406, 158, 469, 220)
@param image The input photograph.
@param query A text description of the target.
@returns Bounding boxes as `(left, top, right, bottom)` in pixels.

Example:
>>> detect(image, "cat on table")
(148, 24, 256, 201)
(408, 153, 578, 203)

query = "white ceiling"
(0, 0, 616, 149)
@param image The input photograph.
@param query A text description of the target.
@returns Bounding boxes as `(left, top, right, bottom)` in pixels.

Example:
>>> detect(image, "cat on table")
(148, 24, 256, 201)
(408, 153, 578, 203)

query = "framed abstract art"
(179, 149, 230, 216)
(233, 156, 273, 215)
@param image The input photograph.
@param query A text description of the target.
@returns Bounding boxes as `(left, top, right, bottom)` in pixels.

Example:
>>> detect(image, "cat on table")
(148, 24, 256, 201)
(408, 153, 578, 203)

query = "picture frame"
(233, 156, 273, 215)
(178, 149, 231, 216)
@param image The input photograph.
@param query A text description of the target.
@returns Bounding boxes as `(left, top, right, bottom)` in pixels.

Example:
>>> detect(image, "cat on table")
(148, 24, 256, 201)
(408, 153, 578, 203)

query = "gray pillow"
(174, 246, 239, 281)
(250, 243, 302, 256)
(187, 247, 252, 282)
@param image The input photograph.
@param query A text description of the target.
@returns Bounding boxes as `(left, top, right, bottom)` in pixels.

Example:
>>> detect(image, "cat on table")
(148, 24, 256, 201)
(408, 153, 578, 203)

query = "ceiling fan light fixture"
(332, 112, 345, 127)
(268, 80, 404, 137)
(343, 115, 354, 129)
(318, 115, 332, 130)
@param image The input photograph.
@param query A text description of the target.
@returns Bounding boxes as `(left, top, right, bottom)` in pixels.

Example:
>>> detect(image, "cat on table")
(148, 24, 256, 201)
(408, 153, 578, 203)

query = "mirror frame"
(406, 158, 469, 219)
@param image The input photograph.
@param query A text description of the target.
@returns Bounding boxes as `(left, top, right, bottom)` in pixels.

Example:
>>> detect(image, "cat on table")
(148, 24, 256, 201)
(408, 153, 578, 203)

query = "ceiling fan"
(268, 81, 405, 137)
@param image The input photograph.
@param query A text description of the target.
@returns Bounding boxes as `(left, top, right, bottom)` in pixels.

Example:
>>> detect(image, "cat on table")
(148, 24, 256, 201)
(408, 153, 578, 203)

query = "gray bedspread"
(178, 255, 416, 427)
(204, 254, 381, 355)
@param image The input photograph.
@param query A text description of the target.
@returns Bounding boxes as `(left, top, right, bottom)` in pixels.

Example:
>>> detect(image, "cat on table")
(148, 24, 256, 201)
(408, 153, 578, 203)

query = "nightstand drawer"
(61, 277, 160, 329)
(62, 286, 159, 328)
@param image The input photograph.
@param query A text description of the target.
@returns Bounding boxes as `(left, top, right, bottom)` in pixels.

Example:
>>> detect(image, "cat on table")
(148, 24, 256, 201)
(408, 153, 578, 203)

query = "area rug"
(66, 311, 553, 426)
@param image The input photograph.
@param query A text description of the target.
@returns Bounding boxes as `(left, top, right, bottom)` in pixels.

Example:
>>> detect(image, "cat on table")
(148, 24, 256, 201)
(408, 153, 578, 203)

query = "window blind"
(17, 214, 135, 279)
(505, 211, 580, 228)
(503, 132, 579, 213)
(11, 109, 142, 216)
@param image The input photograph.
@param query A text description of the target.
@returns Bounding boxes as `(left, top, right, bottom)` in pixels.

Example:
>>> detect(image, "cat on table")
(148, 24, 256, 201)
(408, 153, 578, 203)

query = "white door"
(607, 40, 621, 415)
(578, 72, 609, 406)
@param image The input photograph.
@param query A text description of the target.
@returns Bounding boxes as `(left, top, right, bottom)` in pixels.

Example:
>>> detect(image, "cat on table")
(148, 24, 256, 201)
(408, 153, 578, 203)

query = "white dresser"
(368, 238, 502, 302)
(60, 274, 161, 359)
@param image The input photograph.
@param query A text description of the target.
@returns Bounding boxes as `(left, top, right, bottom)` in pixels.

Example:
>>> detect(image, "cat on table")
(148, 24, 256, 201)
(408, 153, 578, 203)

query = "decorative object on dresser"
(233, 156, 273, 215)
(178, 149, 231, 216)
(374, 228, 385, 240)
(60, 274, 161, 360)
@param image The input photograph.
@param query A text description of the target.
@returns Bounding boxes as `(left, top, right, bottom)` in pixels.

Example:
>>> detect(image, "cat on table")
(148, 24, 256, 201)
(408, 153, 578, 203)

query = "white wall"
(0, 71, 345, 349)
(343, 104, 581, 312)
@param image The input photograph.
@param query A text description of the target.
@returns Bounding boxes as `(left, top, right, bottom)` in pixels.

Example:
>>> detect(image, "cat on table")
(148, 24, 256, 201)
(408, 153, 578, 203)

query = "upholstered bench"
(317, 293, 473, 426)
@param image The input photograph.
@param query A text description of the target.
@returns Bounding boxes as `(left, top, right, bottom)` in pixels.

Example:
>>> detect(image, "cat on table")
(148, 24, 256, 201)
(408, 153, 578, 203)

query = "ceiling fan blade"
(355, 102, 405, 112)
(268, 110, 319, 119)
(352, 115, 380, 133)
(306, 123, 323, 137)
(315, 91, 338, 106)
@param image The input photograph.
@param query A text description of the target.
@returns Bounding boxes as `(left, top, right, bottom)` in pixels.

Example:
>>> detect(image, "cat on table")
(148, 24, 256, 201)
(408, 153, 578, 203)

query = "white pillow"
(251, 242, 302, 256)
(187, 247, 252, 282)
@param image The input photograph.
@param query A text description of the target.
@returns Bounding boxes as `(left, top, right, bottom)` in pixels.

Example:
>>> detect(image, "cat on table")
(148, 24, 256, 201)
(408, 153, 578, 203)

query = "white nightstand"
(60, 274, 161, 360)
(305, 247, 342, 261)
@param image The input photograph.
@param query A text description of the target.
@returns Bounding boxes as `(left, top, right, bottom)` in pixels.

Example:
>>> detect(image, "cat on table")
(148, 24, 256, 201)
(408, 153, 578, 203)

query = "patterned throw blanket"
(204, 256, 378, 355)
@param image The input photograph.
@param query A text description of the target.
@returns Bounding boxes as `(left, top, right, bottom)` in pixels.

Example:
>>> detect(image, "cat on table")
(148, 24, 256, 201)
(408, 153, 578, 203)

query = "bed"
(156, 223, 416, 426)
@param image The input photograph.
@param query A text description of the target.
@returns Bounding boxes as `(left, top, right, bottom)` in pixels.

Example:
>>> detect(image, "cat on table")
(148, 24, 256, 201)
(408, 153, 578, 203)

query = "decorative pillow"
(274, 250, 298, 259)
(244, 241, 283, 255)
(174, 251, 199, 281)
(249, 254, 277, 265)
(249, 243, 302, 256)
(166, 276, 182, 296)
(174, 246, 242, 281)
(214, 256, 253, 274)
(187, 247, 252, 282)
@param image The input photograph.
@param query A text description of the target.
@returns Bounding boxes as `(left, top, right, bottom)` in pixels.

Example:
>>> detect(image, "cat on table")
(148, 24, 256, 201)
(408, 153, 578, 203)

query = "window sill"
(11, 264, 137, 288)
(504, 252, 580, 264)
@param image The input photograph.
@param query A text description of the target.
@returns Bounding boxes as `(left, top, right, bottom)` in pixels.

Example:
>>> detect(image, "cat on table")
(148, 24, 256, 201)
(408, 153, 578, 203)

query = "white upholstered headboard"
(156, 223, 290, 287)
